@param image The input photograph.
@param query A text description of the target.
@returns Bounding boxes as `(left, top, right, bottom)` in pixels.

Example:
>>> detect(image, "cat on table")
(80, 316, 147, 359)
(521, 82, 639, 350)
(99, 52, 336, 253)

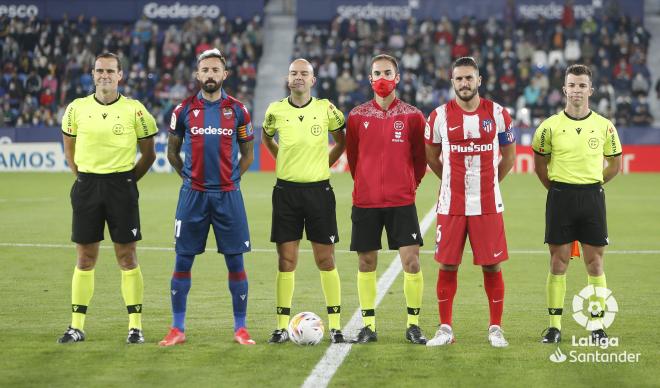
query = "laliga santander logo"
(572, 285, 618, 331)
(549, 347, 567, 363)
(549, 285, 618, 363)
(548, 287, 641, 364)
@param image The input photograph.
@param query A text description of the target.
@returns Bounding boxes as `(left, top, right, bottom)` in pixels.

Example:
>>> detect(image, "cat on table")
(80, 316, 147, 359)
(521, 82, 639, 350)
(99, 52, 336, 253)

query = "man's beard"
(202, 80, 222, 93)
(455, 87, 478, 102)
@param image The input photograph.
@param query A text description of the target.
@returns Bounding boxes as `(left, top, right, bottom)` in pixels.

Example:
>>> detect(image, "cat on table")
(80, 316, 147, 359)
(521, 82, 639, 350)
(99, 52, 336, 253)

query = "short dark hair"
(371, 54, 399, 74)
(565, 64, 592, 81)
(197, 48, 227, 68)
(95, 52, 121, 72)
(451, 56, 479, 73)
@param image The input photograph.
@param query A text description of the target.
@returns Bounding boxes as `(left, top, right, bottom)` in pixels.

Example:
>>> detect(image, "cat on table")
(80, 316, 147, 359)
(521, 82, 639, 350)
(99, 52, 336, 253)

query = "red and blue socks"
(225, 253, 248, 331)
(170, 253, 249, 332)
(170, 254, 194, 331)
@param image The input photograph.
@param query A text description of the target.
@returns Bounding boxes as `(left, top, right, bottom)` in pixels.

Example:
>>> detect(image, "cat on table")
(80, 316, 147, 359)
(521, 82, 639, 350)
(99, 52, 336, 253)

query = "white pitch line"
(301, 206, 438, 388)
(0, 242, 658, 255)
(0, 197, 56, 202)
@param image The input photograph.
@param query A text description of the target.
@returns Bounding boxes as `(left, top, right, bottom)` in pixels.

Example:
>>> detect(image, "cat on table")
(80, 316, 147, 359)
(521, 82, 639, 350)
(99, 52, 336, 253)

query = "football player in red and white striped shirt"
(424, 57, 516, 348)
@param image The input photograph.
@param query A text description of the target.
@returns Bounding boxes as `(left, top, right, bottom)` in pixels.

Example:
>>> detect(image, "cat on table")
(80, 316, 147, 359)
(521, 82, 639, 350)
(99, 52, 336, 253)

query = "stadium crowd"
(293, 6, 653, 128)
(1, 5, 655, 131)
(0, 13, 263, 128)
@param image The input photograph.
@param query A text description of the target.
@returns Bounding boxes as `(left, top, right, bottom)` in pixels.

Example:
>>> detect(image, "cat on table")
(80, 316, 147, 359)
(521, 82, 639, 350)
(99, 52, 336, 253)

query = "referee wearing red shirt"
(345, 54, 428, 344)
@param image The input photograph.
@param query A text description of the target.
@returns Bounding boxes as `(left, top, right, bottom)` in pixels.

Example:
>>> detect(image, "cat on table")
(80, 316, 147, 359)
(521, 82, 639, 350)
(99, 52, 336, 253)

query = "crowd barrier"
(1, 126, 658, 172)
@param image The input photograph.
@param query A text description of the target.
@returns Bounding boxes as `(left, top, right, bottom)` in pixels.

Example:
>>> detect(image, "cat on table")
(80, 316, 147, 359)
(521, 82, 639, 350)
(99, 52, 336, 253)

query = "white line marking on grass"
(0, 197, 56, 202)
(0, 243, 658, 256)
(301, 206, 438, 388)
(0, 242, 290, 253)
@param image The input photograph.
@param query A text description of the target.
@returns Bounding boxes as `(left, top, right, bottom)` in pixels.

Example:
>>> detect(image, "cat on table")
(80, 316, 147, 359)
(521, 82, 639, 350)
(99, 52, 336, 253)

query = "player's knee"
(76, 243, 99, 269)
(585, 259, 604, 276)
(440, 263, 459, 271)
(482, 263, 500, 273)
(357, 252, 377, 272)
(358, 262, 376, 272)
(586, 265, 603, 276)
(116, 251, 138, 270)
(315, 255, 335, 271)
(550, 256, 569, 274)
(118, 259, 138, 270)
(402, 257, 420, 273)
(316, 262, 335, 271)
(278, 256, 297, 272)
(358, 258, 377, 272)
(76, 256, 96, 270)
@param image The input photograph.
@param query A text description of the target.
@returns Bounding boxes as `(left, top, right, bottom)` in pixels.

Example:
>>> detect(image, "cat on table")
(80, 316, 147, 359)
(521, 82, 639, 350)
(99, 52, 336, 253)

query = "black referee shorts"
(70, 171, 142, 244)
(545, 181, 608, 246)
(270, 179, 339, 245)
(350, 204, 423, 252)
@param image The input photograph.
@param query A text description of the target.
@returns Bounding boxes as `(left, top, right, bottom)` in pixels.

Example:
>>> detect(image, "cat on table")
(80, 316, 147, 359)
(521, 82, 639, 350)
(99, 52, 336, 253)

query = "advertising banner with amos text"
(258, 144, 660, 174)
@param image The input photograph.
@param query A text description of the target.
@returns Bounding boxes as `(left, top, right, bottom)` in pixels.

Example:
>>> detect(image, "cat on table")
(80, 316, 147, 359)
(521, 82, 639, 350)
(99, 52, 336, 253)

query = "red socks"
(437, 269, 505, 327)
(436, 269, 458, 326)
(483, 270, 505, 326)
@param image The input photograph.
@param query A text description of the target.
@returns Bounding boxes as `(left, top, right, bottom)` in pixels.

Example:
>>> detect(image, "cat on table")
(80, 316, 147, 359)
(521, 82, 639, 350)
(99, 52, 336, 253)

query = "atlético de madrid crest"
(223, 107, 233, 119)
(482, 119, 493, 132)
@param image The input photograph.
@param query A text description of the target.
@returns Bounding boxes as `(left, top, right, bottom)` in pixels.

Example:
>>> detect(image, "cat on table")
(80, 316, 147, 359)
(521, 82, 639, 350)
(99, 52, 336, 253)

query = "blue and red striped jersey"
(169, 90, 254, 192)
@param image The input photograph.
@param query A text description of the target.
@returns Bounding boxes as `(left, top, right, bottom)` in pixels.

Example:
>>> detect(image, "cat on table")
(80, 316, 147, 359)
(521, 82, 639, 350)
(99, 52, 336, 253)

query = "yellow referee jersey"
(532, 110, 622, 184)
(263, 97, 345, 182)
(62, 94, 158, 174)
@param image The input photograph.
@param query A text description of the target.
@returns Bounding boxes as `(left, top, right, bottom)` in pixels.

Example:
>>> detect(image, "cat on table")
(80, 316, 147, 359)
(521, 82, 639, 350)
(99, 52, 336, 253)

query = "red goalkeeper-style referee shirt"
(346, 98, 427, 208)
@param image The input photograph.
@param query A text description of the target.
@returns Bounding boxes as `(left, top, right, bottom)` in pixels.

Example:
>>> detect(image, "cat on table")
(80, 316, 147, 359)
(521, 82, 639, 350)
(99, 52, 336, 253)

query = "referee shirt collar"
(563, 110, 592, 121)
(287, 96, 313, 109)
(93, 93, 121, 106)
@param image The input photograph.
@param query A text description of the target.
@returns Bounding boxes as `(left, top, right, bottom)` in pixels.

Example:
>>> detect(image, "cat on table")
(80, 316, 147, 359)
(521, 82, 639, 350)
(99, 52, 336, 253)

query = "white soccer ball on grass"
(288, 311, 324, 346)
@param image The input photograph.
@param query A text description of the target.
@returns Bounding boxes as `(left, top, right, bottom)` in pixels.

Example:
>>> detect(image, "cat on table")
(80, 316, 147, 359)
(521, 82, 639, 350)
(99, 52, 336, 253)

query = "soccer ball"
(288, 312, 324, 346)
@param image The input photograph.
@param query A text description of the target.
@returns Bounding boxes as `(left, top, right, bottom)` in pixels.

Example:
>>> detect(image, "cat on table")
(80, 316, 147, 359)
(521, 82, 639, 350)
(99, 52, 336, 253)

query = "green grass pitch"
(0, 171, 658, 387)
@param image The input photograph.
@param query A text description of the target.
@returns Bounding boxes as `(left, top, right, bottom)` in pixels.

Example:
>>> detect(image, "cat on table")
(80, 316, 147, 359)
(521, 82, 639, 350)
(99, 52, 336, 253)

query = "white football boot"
(426, 324, 455, 347)
(488, 325, 509, 348)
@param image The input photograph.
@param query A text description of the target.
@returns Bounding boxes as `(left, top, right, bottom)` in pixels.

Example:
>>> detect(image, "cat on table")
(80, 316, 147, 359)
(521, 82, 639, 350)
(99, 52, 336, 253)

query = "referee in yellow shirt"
(262, 58, 346, 344)
(532, 64, 622, 344)
(57, 53, 157, 344)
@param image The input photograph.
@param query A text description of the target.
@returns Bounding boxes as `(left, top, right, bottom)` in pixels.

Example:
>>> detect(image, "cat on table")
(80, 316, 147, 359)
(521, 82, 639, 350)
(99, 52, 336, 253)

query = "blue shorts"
(174, 187, 251, 255)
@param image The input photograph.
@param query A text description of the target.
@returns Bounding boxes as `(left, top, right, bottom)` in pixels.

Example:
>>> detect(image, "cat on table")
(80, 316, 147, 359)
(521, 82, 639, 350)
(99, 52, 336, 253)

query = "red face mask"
(371, 78, 396, 98)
